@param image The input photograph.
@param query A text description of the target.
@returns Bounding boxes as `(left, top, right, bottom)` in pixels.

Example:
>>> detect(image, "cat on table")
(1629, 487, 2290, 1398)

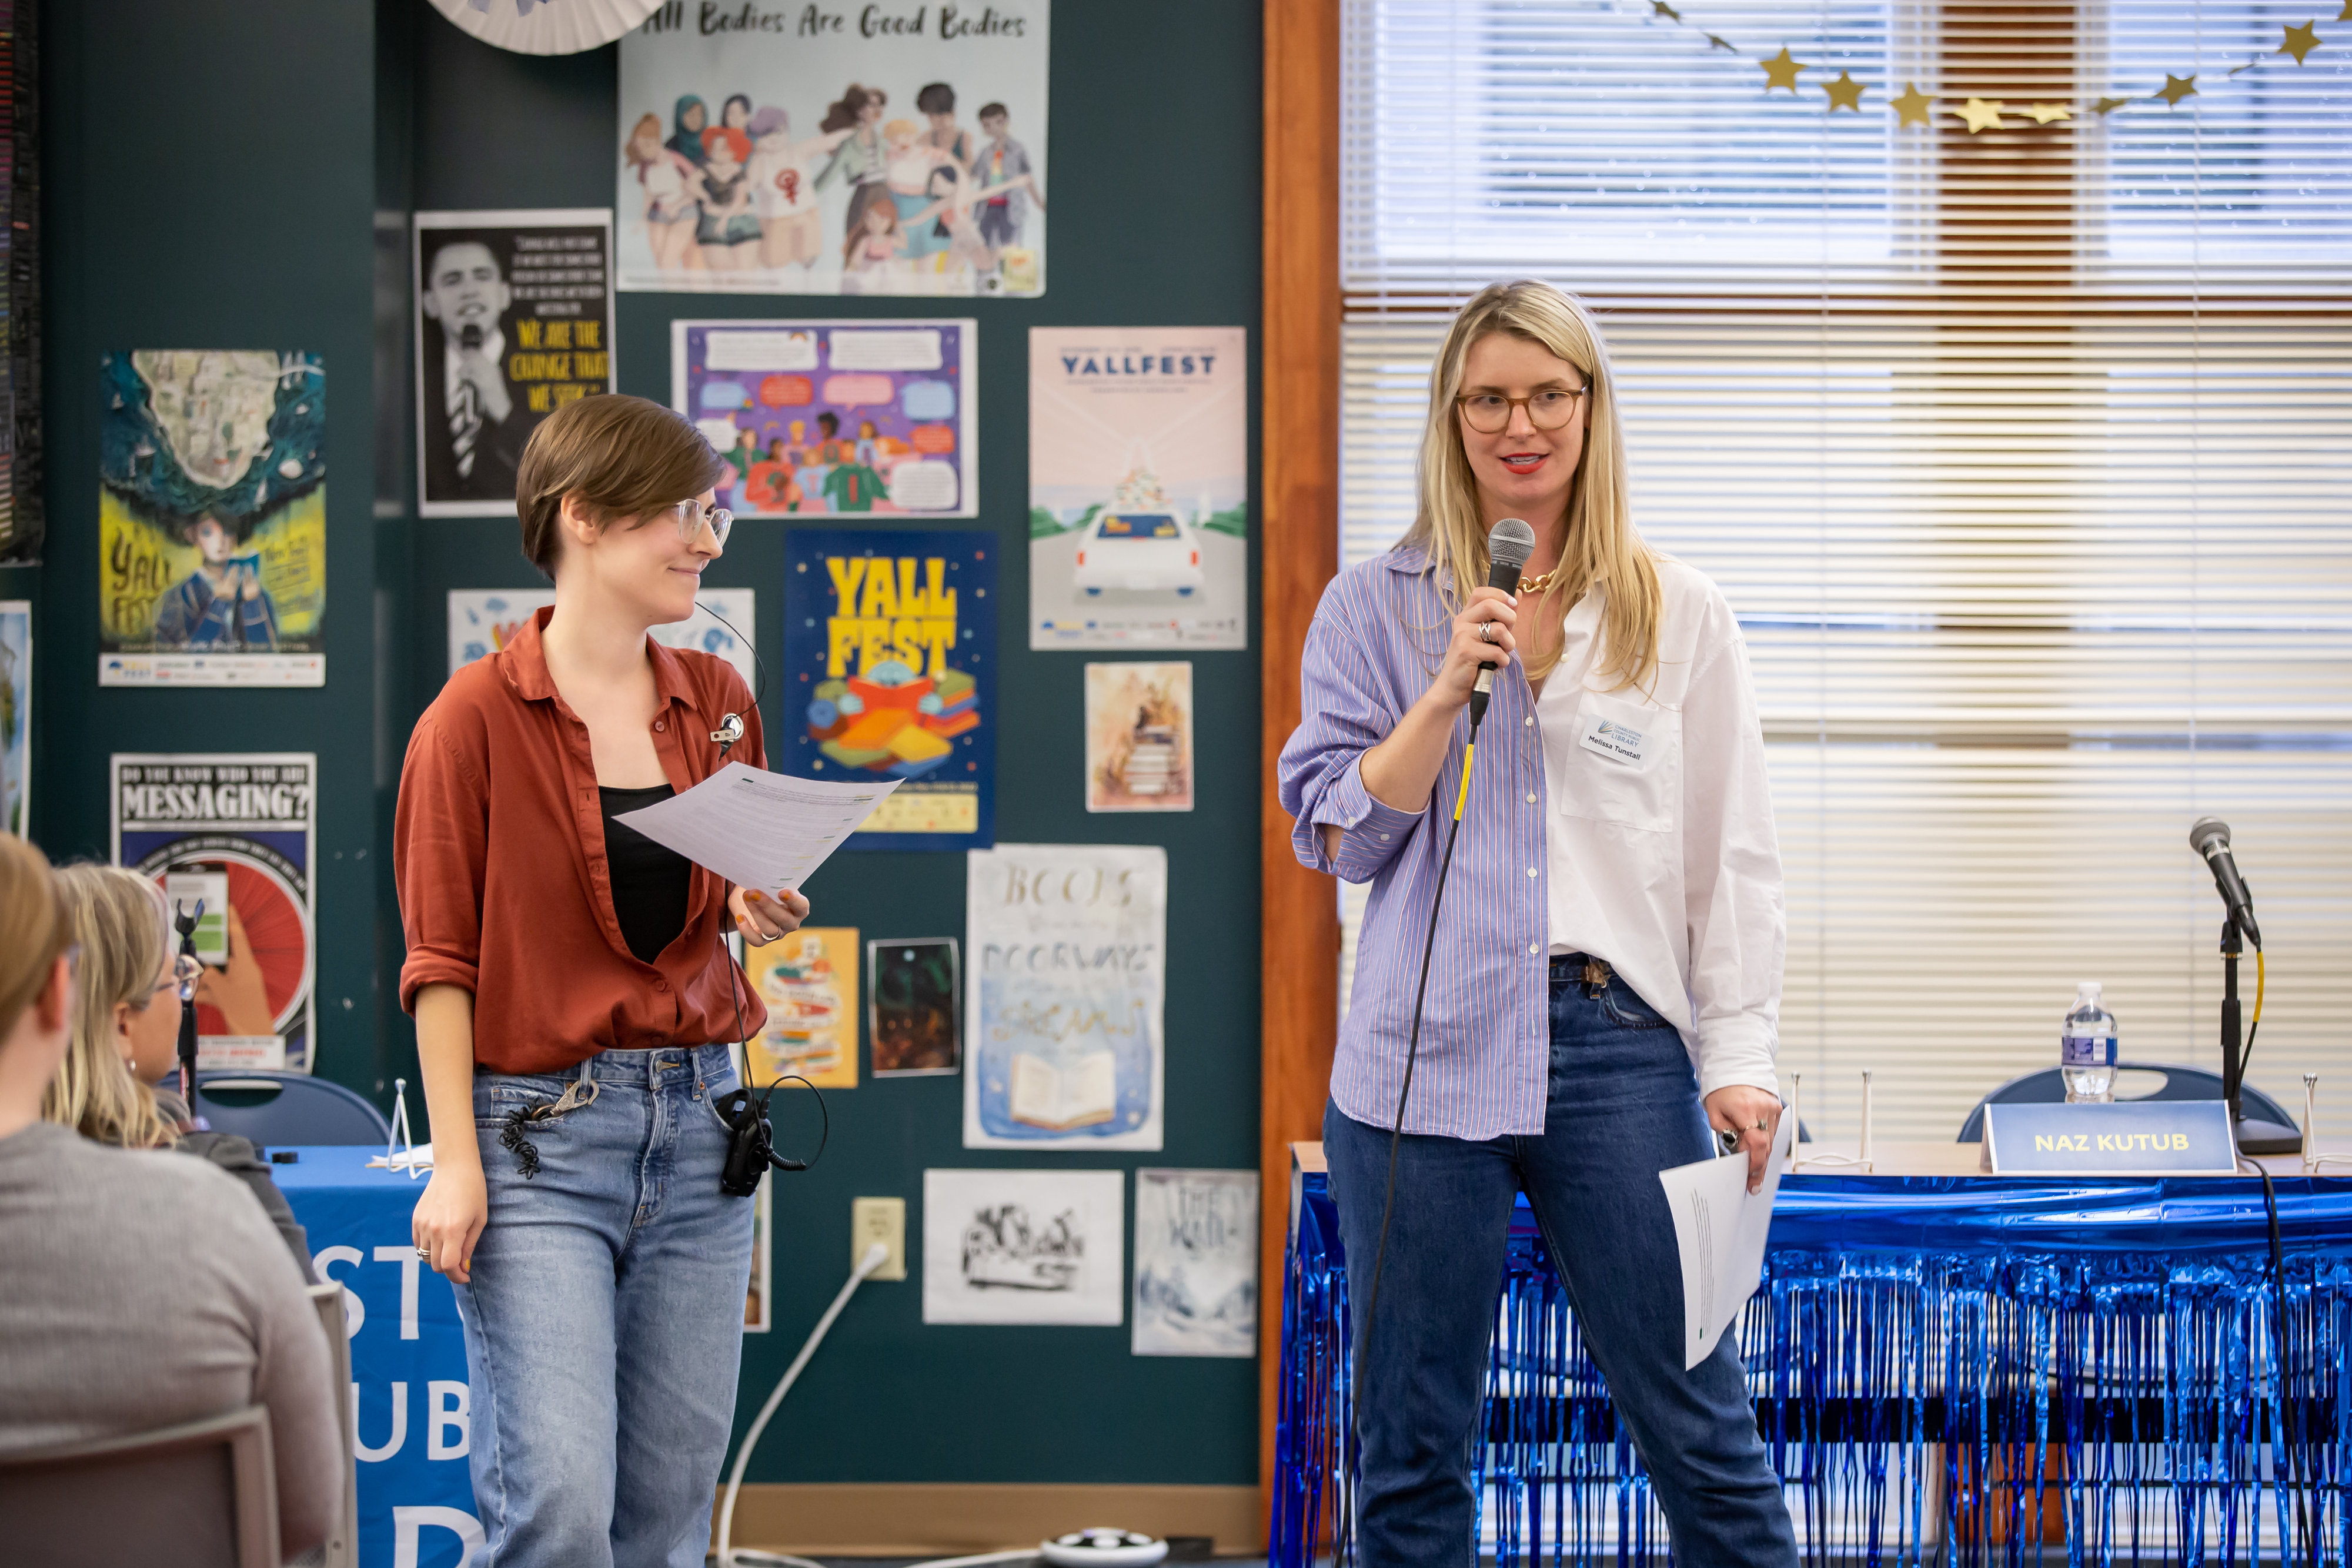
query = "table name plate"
(1983, 1099, 2239, 1175)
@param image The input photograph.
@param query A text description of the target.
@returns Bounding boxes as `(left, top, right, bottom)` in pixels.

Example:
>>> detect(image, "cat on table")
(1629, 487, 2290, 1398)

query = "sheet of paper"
(614, 763, 898, 894)
(1658, 1111, 1796, 1370)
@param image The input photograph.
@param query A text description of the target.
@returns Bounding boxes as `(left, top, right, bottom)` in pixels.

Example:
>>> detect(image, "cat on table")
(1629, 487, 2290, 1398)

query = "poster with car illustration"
(1029, 327, 1247, 651)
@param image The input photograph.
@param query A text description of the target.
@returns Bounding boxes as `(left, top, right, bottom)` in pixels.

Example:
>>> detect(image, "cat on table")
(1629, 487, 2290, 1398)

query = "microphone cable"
(683, 597, 829, 1173)
(1345, 711, 1483, 1556)
(1340, 521, 1529, 1557)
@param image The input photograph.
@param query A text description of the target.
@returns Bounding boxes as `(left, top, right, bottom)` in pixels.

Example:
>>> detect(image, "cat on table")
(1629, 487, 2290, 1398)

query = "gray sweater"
(0, 1121, 342, 1556)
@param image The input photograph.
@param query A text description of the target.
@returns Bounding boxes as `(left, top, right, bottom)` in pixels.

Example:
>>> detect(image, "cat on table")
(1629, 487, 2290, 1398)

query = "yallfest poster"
(111, 754, 318, 1074)
(616, 2, 1048, 296)
(98, 351, 328, 687)
(784, 529, 994, 850)
(1029, 327, 1248, 650)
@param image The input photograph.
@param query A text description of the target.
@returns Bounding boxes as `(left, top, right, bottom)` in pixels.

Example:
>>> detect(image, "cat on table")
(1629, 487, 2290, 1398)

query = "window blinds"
(1337, 0, 2352, 1145)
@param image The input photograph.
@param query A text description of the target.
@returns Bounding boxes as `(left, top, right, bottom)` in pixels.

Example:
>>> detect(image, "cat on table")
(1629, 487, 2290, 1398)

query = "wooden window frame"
(1258, 0, 1342, 1517)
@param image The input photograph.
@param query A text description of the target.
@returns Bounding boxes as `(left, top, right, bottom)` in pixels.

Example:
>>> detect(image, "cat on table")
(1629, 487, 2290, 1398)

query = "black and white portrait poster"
(617, 4, 1048, 297)
(414, 209, 616, 517)
(922, 1168, 1122, 1326)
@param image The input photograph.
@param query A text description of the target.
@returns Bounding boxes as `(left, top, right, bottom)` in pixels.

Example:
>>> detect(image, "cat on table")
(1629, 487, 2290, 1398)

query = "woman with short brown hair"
(397, 393, 807, 1567)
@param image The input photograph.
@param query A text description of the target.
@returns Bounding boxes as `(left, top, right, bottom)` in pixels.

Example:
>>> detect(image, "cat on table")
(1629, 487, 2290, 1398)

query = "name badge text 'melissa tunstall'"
(1579, 712, 1649, 767)
(1983, 1100, 2239, 1175)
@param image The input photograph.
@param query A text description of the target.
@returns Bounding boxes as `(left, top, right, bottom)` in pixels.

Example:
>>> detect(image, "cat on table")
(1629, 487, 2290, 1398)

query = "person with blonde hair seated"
(0, 834, 341, 1556)
(41, 861, 315, 1276)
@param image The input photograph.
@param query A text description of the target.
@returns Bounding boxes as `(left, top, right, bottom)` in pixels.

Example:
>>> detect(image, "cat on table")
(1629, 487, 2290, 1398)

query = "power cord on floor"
(714, 1241, 891, 1568)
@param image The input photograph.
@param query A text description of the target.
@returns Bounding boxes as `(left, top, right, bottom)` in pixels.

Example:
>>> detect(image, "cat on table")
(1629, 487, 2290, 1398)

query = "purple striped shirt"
(1277, 544, 1784, 1141)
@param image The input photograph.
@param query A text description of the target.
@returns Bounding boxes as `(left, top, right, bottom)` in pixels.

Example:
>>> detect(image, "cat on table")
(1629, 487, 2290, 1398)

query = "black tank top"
(599, 785, 691, 965)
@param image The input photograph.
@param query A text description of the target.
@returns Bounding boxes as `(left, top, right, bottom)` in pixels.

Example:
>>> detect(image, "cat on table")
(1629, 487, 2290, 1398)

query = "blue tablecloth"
(276, 1146, 479, 1568)
(1274, 1164, 2352, 1568)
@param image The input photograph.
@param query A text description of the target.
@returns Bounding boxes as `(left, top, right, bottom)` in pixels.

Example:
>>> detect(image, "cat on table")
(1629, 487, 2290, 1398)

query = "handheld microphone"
(1469, 518, 1537, 727)
(2189, 817, 2261, 950)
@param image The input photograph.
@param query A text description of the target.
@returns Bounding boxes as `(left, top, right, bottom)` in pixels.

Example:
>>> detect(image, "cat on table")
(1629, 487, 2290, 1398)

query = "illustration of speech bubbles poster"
(671, 319, 975, 519)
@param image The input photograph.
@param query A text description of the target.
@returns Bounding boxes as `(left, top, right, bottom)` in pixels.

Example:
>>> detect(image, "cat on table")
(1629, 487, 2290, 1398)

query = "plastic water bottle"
(2062, 982, 2118, 1103)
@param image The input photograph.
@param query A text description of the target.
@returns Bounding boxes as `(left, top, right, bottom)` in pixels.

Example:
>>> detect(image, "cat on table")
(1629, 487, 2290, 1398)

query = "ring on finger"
(1479, 621, 1497, 644)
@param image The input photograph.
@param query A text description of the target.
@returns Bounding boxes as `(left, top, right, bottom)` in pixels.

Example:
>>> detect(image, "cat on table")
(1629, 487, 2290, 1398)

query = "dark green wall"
(21, 0, 1263, 1487)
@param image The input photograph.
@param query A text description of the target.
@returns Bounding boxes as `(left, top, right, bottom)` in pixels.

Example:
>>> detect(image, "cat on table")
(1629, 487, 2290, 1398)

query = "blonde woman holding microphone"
(1278, 280, 1795, 1566)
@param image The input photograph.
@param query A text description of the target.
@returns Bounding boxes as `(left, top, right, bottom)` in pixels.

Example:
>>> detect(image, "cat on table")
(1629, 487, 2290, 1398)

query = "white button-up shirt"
(1534, 557, 1785, 1100)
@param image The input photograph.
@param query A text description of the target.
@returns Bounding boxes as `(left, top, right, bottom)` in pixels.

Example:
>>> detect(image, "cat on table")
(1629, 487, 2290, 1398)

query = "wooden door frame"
(1258, 0, 1342, 1525)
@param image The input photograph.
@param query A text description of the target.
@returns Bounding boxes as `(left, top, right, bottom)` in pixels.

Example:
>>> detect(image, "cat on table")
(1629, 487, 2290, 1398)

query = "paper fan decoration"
(427, 0, 667, 56)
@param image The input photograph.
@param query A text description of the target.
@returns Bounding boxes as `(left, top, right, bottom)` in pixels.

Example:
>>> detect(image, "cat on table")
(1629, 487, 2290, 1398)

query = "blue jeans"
(1323, 963, 1798, 1568)
(456, 1045, 754, 1568)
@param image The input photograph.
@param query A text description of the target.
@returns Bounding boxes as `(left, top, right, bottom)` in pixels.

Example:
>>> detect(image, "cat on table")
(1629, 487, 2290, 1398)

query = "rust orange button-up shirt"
(394, 608, 769, 1074)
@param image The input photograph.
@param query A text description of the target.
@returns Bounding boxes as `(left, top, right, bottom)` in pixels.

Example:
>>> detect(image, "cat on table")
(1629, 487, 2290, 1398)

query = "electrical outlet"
(851, 1196, 907, 1281)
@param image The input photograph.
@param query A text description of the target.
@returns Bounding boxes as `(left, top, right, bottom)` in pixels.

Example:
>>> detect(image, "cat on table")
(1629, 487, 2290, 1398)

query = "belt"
(1548, 951, 1613, 996)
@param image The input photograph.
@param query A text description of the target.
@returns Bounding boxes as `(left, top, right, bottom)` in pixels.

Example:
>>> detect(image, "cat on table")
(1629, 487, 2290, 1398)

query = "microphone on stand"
(2189, 817, 2260, 951)
(1469, 517, 1536, 727)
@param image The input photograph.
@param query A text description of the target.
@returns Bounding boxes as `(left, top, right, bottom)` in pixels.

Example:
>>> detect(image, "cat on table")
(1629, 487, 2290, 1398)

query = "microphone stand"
(2220, 911, 2301, 1156)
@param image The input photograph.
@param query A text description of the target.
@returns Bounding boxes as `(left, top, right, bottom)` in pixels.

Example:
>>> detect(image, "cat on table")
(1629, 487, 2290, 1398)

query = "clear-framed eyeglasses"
(159, 952, 201, 1005)
(670, 499, 734, 547)
(1455, 385, 1591, 434)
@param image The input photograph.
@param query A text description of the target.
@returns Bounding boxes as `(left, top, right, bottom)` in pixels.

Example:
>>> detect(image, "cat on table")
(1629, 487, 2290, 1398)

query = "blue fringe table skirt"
(1271, 1165, 2352, 1567)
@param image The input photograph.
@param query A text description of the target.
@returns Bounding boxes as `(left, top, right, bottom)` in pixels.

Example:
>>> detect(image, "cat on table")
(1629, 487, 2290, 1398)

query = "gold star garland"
(1633, 2, 2337, 131)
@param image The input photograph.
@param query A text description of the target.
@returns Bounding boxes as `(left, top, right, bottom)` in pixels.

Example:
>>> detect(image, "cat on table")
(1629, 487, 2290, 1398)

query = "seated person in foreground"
(0, 835, 342, 1557)
(40, 862, 315, 1279)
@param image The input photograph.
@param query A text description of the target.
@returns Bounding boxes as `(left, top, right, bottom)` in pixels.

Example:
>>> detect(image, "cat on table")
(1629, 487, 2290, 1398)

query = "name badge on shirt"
(1579, 712, 1649, 767)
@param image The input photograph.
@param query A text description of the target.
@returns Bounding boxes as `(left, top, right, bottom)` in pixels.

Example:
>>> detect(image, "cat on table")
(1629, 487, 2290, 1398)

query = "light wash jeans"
(455, 1044, 753, 1568)
(1323, 957, 1799, 1568)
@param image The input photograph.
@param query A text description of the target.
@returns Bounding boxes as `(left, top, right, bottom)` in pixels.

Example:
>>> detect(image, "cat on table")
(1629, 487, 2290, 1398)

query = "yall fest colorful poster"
(99, 352, 328, 687)
(111, 754, 318, 1073)
(784, 529, 994, 850)
(617, 4, 1048, 297)
(673, 318, 974, 519)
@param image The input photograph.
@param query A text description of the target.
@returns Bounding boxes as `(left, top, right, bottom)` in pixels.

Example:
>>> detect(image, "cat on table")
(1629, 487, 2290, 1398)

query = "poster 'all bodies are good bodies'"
(619, 4, 1048, 297)
(112, 754, 318, 1074)
(965, 844, 1165, 1151)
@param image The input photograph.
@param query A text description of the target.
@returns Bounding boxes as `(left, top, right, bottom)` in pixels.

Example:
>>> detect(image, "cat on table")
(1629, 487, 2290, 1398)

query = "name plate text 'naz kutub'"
(1984, 1099, 2239, 1175)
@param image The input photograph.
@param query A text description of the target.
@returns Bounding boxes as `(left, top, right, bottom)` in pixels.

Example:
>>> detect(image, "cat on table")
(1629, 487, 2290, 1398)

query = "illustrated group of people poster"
(617, 11, 1049, 296)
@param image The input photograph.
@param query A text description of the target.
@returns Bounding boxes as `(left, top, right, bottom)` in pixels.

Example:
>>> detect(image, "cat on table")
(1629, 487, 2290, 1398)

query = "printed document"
(614, 763, 898, 894)
(1658, 1111, 1795, 1370)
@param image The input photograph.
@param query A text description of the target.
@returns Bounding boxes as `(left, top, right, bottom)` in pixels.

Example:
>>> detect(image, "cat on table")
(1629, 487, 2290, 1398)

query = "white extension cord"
(713, 1241, 891, 1568)
(709, 1243, 1174, 1568)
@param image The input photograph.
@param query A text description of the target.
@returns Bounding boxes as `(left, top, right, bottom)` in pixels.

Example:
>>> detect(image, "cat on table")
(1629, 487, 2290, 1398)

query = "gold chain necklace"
(1518, 569, 1558, 595)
